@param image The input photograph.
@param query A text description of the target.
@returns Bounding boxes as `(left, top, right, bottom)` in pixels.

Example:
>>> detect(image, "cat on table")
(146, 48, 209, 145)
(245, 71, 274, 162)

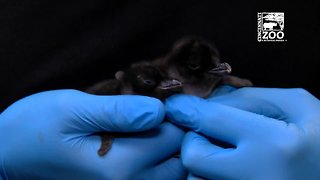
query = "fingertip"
(182, 132, 226, 169)
(182, 132, 234, 179)
(165, 94, 204, 129)
(127, 96, 165, 130)
(181, 132, 207, 168)
(104, 95, 165, 132)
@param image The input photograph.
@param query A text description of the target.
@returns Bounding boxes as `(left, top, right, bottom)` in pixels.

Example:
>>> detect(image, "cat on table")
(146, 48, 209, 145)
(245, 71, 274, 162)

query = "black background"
(0, 0, 319, 112)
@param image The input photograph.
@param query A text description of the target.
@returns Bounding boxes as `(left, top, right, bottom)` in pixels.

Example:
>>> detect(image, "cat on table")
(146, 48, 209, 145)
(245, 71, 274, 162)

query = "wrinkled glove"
(0, 90, 186, 179)
(166, 86, 320, 180)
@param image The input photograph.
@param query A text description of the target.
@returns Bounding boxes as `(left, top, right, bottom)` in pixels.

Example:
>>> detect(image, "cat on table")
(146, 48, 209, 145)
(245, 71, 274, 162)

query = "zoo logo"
(257, 12, 286, 42)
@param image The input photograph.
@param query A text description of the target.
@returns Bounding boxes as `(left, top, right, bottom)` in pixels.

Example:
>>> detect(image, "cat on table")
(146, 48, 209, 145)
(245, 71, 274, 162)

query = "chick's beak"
(158, 79, 183, 90)
(208, 62, 232, 75)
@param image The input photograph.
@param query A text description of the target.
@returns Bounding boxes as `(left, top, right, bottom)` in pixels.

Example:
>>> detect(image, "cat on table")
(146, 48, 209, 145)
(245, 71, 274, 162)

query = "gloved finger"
(209, 90, 285, 119)
(210, 87, 320, 125)
(181, 132, 243, 180)
(165, 95, 277, 144)
(57, 90, 165, 133)
(207, 85, 237, 99)
(84, 122, 185, 177)
(137, 158, 187, 179)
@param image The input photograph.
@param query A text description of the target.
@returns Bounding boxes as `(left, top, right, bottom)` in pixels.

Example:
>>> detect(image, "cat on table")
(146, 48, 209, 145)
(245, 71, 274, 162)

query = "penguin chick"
(154, 36, 252, 98)
(86, 62, 182, 100)
(85, 62, 182, 156)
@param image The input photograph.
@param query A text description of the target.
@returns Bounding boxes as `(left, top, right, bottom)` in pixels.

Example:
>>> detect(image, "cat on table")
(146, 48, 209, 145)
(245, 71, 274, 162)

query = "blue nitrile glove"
(0, 90, 186, 179)
(165, 87, 320, 180)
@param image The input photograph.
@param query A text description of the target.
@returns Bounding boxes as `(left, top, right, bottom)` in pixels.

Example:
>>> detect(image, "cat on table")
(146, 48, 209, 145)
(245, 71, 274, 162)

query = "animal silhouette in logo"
(263, 22, 277, 30)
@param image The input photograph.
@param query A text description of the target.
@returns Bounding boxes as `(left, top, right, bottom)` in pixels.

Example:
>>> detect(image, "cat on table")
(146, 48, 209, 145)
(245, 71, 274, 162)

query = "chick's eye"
(137, 75, 156, 86)
(187, 63, 201, 70)
(143, 79, 155, 86)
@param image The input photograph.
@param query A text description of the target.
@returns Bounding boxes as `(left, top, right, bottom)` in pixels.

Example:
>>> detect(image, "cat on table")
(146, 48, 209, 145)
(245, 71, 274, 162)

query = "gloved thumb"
(11, 90, 165, 134)
(63, 90, 165, 133)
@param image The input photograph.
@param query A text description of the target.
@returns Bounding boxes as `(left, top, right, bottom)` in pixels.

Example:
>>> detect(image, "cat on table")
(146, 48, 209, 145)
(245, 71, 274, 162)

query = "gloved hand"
(165, 86, 320, 180)
(0, 90, 186, 179)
